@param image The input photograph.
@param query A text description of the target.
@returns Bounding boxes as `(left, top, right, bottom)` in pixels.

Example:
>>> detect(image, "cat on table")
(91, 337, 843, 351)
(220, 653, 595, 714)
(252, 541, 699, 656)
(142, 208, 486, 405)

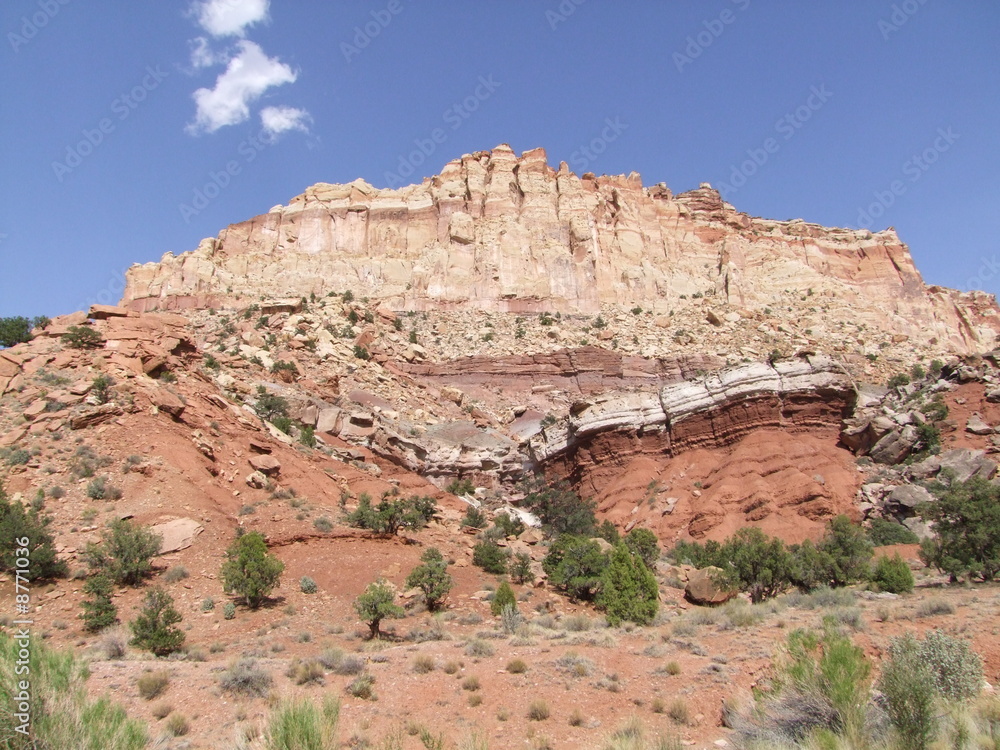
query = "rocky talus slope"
(123, 145, 1000, 354)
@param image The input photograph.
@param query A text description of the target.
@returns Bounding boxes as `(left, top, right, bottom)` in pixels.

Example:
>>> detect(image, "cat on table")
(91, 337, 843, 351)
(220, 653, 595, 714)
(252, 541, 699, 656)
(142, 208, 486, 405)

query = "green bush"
(447, 478, 476, 495)
(61, 325, 103, 348)
(509, 551, 535, 584)
(223, 602, 236, 620)
(493, 512, 525, 538)
(818, 515, 873, 587)
(460, 505, 489, 530)
(919, 630, 983, 702)
(346, 494, 436, 535)
(719, 527, 793, 603)
(597, 544, 659, 626)
(523, 480, 597, 538)
(299, 425, 316, 448)
(867, 518, 919, 546)
(669, 538, 724, 568)
(80, 574, 118, 632)
(0, 632, 148, 749)
(219, 657, 273, 697)
(624, 527, 660, 568)
(354, 579, 404, 638)
(869, 553, 914, 593)
(221, 531, 285, 609)
(136, 671, 169, 700)
(472, 539, 509, 575)
(0, 316, 33, 347)
(264, 696, 340, 750)
(542, 535, 608, 601)
(879, 633, 938, 750)
(918, 477, 1000, 581)
(0, 480, 67, 580)
(252, 385, 289, 422)
(300, 576, 318, 594)
(789, 538, 835, 592)
(490, 581, 517, 617)
(129, 587, 185, 656)
(84, 519, 162, 586)
(92, 373, 113, 404)
(405, 547, 453, 611)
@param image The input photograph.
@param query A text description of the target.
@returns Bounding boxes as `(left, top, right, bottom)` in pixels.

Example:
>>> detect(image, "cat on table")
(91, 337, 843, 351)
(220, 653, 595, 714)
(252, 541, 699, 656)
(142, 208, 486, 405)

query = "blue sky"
(2, 1, 999, 318)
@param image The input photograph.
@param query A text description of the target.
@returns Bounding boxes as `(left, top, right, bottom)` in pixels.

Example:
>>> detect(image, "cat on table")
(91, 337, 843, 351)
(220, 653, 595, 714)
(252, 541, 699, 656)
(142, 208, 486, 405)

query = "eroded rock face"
(122, 145, 1000, 354)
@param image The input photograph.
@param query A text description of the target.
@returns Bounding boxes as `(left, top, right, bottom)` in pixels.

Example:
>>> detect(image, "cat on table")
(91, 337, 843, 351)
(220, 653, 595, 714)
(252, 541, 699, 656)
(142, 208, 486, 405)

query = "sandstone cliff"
(123, 145, 1000, 354)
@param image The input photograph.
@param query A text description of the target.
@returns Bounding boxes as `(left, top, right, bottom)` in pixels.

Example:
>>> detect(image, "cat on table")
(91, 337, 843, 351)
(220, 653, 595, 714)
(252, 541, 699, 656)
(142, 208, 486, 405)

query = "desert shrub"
(98, 626, 129, 660)
(500, 603, 522, 634)
(472, 539, 509, 574)
(201, 597, 215, 612)
(916, 598, 954, 618)
(460, 504, 488, 529)
(669, 538, 724, 568)
(264, 697, 341, 750)
(523, 479, 597, 538)
(447, 478, 476, 495)
(555, 651, 595, 677)
(347, 494, 436, 535)
(918, 630, 983, 701)
(221, 530, 285, 608)
(223, 602, 236, 620)
(490, 581, 517, 617)
(528, 700, 550, 721)
(300, 576, 318, 594)
(542, 535, 608, 601)
(664, 660, 681, 675)
(507, 658, 528, 674)
(667, 698, 690, 725)
(867, 518, 919, 546)
(0, 316, 33, 347)
(137, 671, 169, 700)
(818, 515, 874, 587)
(918, 477, 1000, 581)
(80, 574, 118, 632)
(162, 565, 189, 583)
(879, 633, 939, 750)
(0, 632, 148, 749)
(252, 385, 289, 421)
(493, 512, 525, 538)
(0, 480, 68, 579)
(354, 579, 404, 638)
(288, 659, 325, 685)
(869, 553, 914, 593)
(85, 475, 121, 500)
(464, 639, 494, 658)
(598, 543, 659, 626)
(346, 673, 376, 700)
(412, 654, 435, 674)
(509, 552, 535, 584)
(151, 702, 172, 720)
(462, 675, 481, 691)
(718, 527, 794, 603)
(61, 325, 103, 348)
(164, 713, 189, 737)
(220, 658, 273, 697)
(92, 373, 113, 404)
(129, 587, 184, 656)
(405, 547, 453, 611)
(624, 527, 660, 568)
(84, 518, 162, 586)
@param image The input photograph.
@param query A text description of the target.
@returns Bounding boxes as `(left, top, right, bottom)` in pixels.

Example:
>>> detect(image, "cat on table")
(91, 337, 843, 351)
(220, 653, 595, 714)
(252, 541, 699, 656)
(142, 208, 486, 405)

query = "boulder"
(151, 389, 185, 419)
(70, 403, 123, 429)
(685, 566, 736, 606)
(249, 454, 281, 475)
(966, 414, 995, 435)
(150, 518, 204, 554)
(316, 407, 342, 434)
(887, 484, 935, 512)
(246, 471, 268, 489)
(869, 425, 918, 465)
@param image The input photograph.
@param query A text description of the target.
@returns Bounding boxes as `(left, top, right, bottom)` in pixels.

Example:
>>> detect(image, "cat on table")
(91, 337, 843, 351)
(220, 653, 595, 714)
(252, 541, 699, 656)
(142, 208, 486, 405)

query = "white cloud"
(261, 106, 311, 136)
(187, 41, 297, 134)
(189, 37, 222, 69)
(192, 0, 269, 38)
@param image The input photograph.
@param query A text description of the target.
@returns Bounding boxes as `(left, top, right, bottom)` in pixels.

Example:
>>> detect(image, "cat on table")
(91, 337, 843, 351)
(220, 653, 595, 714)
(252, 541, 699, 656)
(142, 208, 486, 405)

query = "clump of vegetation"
(869, 553, 914, 593)
(866, 518, 919, 546)
(84, 519, 162, 586)
(918, 477, 1000, 581)
(490, 581, 517, 617)
(0, 479, 67, 580)
(523, 479, 597, 538)
(220, 531, 285, 609)
(137, 671, 170, 700)
(460, 504, 489, 529)
(0, 316, 37, 347)
(300, 575, 318, 594)
(91, 373, 113, 404)
(510, 551, 535, 584)
(263, 697, 341, 749)
(543, 535, 607, 601)
(129, 587, 185, 656)
(405, 547, 453, 611)
(447, 478, 476, 496)
(354, 579, 404, 639)
(597, 543, 659, 625)
(61, 325, 103, 348)
(219, 657, 273, 697)
(472, 539, 509, 574)
(252, 385, 290, 422)
(346, 494, 437, 535)
(80, 574, 118, 632)
(346, 673, 376, 700)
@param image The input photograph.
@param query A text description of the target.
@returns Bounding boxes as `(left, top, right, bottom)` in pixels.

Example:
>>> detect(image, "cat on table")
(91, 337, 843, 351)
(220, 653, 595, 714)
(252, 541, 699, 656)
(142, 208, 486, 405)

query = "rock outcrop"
(122, 145, 1000, 354)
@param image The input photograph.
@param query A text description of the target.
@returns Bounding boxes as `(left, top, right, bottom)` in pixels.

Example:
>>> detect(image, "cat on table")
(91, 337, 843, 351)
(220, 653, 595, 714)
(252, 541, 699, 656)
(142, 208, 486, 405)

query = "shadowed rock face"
(122, 144, 1000, 353)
